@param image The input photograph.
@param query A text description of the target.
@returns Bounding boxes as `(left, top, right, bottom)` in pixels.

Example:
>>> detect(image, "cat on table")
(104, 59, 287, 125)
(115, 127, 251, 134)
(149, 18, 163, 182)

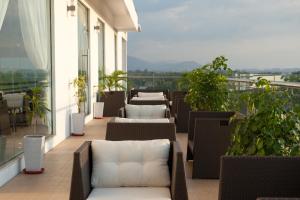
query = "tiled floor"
(0, 118, 219, 200)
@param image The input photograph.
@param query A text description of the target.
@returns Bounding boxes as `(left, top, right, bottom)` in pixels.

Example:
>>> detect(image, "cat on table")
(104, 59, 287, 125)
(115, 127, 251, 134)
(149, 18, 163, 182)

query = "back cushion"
(114, 117, 170, 123)
(125, 104, 166, 119)
(138, 92, 164, 97)
(91, 139, 170, 188)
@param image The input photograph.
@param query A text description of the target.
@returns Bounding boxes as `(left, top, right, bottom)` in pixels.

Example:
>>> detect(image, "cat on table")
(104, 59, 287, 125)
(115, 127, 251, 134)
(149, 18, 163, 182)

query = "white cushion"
(125, 104, 167, 119)
(138, 92, 164, 97)
(114, 117, 170, 123)
(91, 139, 170, 188)
(87, 187, 171, 200)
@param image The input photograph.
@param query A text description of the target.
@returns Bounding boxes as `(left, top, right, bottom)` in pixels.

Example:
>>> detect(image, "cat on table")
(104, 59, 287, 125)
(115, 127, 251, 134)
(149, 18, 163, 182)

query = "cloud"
(129, 0, 300, 69)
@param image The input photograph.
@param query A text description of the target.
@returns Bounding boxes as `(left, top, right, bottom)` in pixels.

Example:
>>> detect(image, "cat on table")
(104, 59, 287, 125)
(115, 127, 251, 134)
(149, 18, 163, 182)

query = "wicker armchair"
(187, 117, 233, 179)
(174, 98, 191, 133)
(106, 117, 176, 141)
(69, 141, 188, 200)
(128, 89, 170, 106)
(129, 89, 170, 100)
(186, 111, 235, 179)
(170, 91, 186, 117)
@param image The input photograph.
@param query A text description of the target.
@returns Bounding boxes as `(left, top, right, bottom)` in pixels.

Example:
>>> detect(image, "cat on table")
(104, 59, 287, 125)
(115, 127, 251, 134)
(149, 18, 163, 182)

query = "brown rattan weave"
(106, 118, 176, 141)
(219, 156, 300, 200)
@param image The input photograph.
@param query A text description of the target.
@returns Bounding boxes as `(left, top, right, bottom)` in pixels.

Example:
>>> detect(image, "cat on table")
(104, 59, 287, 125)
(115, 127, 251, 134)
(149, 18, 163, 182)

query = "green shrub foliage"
(98, 70, 127, 93)
(185, 56, 232, 111)
(227, 78, 300, 156)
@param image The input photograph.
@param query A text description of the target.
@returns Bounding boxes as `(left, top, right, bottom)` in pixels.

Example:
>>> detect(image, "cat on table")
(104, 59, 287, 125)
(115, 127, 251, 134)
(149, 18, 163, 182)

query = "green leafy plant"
(185, 56, 233, 111)
(98, 70, 127, 94)
(73, 75, 87, 113)
(25, 86, 48, 134)
(177, 72, 190, 91)
(227, 78, 300, 156)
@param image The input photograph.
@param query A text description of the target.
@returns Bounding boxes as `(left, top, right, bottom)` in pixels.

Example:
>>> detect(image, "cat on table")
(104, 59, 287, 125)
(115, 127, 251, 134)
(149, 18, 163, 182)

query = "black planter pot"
(99, 91, 125, 117)
(219, 156, 300, 200)
(186, 111, 235, 179)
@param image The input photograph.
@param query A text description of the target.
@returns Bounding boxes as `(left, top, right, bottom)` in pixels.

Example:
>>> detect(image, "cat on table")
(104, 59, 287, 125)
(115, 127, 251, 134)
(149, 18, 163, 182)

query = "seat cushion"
(114, 117, 170, 123)
(91, 139, 170, 188)
(138, 92, 164, 97)
(131, 96, 165, 101)
(87, 187, 171, 200)
(125, 104, 166, 119)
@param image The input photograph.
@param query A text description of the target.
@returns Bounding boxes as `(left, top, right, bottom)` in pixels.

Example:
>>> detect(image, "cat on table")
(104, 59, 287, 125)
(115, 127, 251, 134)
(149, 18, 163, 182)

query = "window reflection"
(0, 0, 52, 166)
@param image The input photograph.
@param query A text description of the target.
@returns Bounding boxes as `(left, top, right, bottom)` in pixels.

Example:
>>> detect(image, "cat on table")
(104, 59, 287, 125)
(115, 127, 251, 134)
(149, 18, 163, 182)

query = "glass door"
(77, 1, 90, 114)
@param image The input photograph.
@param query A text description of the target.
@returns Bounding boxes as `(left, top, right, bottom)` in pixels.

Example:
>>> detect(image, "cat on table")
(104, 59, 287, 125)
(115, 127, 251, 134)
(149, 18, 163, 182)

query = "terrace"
(0, 74, 300, 199)
(1, 0, 300, 199)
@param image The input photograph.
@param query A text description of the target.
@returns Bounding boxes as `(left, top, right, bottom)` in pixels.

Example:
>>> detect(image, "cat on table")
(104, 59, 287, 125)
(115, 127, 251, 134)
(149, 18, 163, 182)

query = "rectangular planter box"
(219, 156, 300, 200)
(23, 135, 45, 172)
(93, 102, 104, 119)
(99, 91, 125, 117)
(71, 113, 85, 136)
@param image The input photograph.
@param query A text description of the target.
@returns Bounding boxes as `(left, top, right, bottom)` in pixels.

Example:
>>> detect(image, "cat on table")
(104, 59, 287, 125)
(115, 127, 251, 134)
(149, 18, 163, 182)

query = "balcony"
(1, 71, 300, 199)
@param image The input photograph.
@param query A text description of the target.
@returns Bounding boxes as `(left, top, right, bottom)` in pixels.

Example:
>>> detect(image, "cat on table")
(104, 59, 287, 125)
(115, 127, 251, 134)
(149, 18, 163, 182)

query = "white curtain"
(18, 0, 49, 71)
(18, 0, 51, 131)
(0, 0, 9, 30)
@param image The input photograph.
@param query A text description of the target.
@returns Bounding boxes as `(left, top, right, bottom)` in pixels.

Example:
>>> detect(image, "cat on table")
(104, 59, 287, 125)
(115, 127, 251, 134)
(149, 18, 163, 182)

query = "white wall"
(47, 0, 129, 151)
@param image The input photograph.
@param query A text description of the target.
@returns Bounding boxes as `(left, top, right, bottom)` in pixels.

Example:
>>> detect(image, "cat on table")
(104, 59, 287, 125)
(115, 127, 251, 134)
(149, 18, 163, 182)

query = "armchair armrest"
(165, 108, 171, 118)
(170, 142, 188, 200)
(70, 141, 92, 200)
(118, 107, 125, 118)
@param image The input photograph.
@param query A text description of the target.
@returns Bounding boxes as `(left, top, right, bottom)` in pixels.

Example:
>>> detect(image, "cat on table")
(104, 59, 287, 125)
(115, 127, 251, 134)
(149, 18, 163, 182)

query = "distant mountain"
(128, 56, 200, 72)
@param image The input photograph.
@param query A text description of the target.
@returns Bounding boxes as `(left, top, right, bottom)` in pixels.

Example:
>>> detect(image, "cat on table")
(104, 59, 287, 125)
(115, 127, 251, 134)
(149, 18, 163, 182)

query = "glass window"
(77, 1, 90, 115)
(98, 19, 105, 79)
(0, 0, 52, 166)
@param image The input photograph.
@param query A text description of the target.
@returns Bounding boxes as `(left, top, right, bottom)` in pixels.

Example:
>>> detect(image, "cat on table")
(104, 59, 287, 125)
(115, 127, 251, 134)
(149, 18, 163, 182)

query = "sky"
(128, 0, 300, 69)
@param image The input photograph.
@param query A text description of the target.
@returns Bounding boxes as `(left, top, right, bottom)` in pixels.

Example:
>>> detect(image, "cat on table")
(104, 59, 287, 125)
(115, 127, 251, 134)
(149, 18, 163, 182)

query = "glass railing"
(127, 73, 300, 113)
(127, 74, 181, 91)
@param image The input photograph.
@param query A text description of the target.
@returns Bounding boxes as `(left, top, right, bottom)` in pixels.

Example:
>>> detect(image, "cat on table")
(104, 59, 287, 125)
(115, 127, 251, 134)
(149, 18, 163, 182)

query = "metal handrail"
(126, 75, 300, 89)
(228, 78, 300, 89)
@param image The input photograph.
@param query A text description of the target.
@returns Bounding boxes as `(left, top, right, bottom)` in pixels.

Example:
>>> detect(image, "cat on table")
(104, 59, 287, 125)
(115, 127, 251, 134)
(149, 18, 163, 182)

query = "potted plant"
(97, 70, 127, 117)
(23, 86, 48, 174)
(71, 75, 87, 136)
(219, 78, 300, 200)
(185, 56, 238, 179)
